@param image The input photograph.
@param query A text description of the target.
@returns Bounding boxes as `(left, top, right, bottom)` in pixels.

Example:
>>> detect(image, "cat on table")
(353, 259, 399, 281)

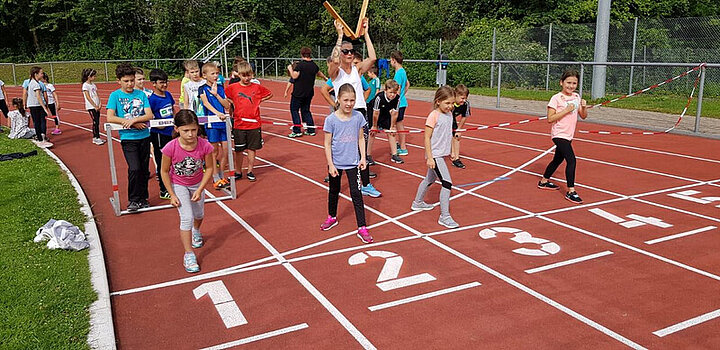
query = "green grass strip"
(0, 129, 96, 349)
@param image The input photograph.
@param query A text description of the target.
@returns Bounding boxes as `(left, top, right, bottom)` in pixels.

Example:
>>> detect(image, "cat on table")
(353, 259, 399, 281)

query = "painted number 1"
(348, 250, 436, 291)
(193, 280, 248, 328)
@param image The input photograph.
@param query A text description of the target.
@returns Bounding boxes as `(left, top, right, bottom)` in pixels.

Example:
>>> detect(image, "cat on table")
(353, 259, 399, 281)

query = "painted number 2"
(479, 227, 560, 256)
(193, 280, 248, 328)
(348, 250, 436, 291)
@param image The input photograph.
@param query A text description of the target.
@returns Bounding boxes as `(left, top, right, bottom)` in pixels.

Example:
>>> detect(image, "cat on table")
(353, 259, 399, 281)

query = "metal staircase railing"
(191, 23, 249, 70)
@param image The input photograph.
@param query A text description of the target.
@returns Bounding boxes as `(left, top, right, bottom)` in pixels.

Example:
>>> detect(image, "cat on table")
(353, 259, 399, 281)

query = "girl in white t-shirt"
(7, 98, 35, 139)
(81, 68, 105, 145)
(537, 69, 588, 203)
(42, 73, 62, 135)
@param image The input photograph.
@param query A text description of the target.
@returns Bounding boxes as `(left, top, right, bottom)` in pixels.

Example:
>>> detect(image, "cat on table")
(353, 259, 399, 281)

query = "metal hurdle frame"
(104, 115, 236, 216)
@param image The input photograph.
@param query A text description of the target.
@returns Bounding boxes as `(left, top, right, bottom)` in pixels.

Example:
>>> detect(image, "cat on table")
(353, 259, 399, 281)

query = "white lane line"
(633, 198, 720, 224)
(644, 226, 717, 245)
(206, 192, 376, 350)
(524, 251, 614, 274)
(367, 282, 481, 312)
(200, 323, 309, 349)
(589, 208, 626, 223)
(653, 309, 720, 337)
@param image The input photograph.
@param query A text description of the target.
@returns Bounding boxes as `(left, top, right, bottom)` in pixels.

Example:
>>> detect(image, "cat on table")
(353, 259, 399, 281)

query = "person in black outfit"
(287, 47, 327, 137)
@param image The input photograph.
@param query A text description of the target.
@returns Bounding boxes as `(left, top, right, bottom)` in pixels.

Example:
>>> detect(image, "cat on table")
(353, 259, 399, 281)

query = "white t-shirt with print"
(82, 82, 100, 110)
(0, 80, 5, 100)
(46, 83, 56, 105)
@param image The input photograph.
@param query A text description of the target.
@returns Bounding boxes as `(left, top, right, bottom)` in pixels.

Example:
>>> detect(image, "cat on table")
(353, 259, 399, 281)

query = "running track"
(5, 79, 720, 349)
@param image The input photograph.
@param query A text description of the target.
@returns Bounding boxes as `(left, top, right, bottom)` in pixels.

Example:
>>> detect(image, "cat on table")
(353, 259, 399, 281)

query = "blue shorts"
(206, 125, 227, 143)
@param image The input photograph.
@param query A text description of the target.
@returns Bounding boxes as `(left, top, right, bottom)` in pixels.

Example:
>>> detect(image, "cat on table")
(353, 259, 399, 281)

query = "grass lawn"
(467, 87, 720, 119)
(0, 128, 95, 349)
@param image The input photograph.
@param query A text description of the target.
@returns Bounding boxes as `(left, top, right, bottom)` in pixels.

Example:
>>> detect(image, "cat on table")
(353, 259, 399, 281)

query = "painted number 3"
(348, 250, 436, 291)
(479, 227, 561, 256)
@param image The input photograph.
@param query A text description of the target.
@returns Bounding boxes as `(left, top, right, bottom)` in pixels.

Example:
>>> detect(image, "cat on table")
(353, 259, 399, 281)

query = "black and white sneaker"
(324, 176, 330, 183)
(451, 159, 466, 169)
(369, 171, 377, 179)
(234, 172, 243, 180)
(565, 191, 583, 204)
(390, 154, 404, 164)
(127, 201, 141, 213)
(247, 172, 256, 182)
(537, 180, 560, 190)
(366, 156, 376, 166)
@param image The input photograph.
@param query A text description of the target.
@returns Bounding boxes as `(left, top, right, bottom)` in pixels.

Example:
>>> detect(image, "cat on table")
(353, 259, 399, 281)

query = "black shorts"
(452, 116, 458, 136)
(0, 99, 8, 118)
(376, 116, 391, 130)
(397, 107, 406, 122)
(48, 103, 57, 116)
(233, 128, 263, 152)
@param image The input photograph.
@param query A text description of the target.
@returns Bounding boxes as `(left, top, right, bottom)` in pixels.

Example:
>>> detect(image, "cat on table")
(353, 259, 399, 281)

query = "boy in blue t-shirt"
(148, 68, 178, 200)
(391, 51, 409, 156)
(198, 61, 232, 190)
(365, 66, 380, 105)
(106, 63, 154, 213)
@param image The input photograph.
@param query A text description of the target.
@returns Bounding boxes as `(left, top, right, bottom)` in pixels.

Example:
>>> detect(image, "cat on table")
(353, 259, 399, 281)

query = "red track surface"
(6, 79, 720, 349)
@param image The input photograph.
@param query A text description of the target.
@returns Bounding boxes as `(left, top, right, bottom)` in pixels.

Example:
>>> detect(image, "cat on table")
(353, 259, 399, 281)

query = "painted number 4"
(193, 281, 248, 328)
(348, 250, 436, 291)
(479, 227, 560, 256)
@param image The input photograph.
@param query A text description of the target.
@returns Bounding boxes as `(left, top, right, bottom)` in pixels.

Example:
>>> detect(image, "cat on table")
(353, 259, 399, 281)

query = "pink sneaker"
(320, 216, 338, 231)
(51, 128, 62, 135)
(357, 226, 373, 243)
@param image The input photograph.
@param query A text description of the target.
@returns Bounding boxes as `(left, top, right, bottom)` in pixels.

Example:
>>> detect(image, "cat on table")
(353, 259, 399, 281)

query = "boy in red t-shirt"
(226, 61, 273, 181)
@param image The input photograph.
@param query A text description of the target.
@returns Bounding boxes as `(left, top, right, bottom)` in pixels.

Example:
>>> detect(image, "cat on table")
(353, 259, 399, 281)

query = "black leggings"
(87, 109, 101, 138)
(0, 99, 8, 118)
(355, 108, 370, 186)
(150, 132, 173, 192)
(542, 138, 577, 188)
(29, 106, 47, 141)
(328, 167, 366, 227)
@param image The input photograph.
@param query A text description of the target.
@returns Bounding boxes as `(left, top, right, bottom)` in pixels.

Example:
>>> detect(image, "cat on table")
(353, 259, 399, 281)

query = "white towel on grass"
(34, 219, 89, 251)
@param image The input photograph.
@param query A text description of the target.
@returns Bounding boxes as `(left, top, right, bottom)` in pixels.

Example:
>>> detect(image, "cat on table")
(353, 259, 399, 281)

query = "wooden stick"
(354, 0, 369, 38)
(323, 1, 357, 39)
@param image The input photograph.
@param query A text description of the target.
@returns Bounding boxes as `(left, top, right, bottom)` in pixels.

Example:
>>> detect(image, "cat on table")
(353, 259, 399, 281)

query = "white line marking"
(524, 251, 614, 274)
(199, 323, 309, 349)
(589, 208, 626, 223)
(653, 309, 720, 337)
(368, 282, 481, 311)
(644, 226, 717, 245)
(376, 273, 437, 291)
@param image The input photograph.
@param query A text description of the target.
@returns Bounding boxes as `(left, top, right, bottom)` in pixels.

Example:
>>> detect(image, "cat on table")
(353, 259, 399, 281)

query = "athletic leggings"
(0, 99, 8, 118)
(173, 183, 204, 230)
(355, 108, 370, 186)
(87, 109, 101, 139)
(48, 103, 59, 126)
(414, 157, 452, 218)
(542, 138, 577, 188)
(29, 106, 47, 141)
(328, 167, 366, 227)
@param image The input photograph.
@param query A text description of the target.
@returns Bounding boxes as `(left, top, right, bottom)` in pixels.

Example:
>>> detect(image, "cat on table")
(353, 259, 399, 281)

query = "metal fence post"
(490, 27, 496, 88)
(261, 59, 265, 78)
(629, 17, 638, 94)
(579, 63, 585, 98)
(104, 61, 109, 81)
(642, 46, 646, 85)
(694, 66, 706, 133)
(12, 63, 17, 86)
(545, 23, 552, 90)
(50, 62, 55, 84)
(275, 59, 278, 78)
(155, 59, 159, 68)
(496, 63, 502, 108)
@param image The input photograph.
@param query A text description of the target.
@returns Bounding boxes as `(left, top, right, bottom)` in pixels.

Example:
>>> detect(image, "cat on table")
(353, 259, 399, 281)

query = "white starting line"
(644, 226, 717, 245)
(524, 251, 615, 274)
(199, 323, 309, 349)
(368, 282, 481, 312)
(653, 308, 720, 337)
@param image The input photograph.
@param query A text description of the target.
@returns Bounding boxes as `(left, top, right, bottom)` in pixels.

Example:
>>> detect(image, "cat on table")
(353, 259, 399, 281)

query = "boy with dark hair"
(451, 84, 471, 169)
(148, 68, 178, 199)
(391, 50, 410, 156)
(226, 61, 273, 182)
(106, 63, 154, 212)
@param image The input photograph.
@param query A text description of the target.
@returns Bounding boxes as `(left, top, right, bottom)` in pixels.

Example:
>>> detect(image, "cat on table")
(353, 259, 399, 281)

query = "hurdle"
(104, 115, 236, 216)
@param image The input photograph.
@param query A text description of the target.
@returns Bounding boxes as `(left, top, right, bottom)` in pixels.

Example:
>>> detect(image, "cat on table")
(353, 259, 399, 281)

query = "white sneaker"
(411, 201, 434, 211)
(438, 215, 459, 229)
(42, 141, 54, 148)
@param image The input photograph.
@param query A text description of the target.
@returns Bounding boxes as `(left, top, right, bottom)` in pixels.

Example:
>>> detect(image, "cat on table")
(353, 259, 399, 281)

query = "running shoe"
(368, 171, 377, 179)
(304, 130, 316, 136)
(357, 226, 374, 244)
(140, 200, 150, 209)
(214, 178, 230, 190)
(324, 176, 329, 183)
(537, 180, 560, 190)
(438, 215, 460, 229)
(565, 191, 583, 204)
(451, 159, 466, 169)
(159, 190, 171, 200)
(127, 201, 140, 213)
(234, 172, 243, 180)
(183, 252, 200, 273)
(192, 231, 204, 248)
(288, 132, 303, 138)
(411, 201, 434, 211)
(361, 184, 381, 197)
(391, 154, 404, 164)
(366, 155, 376, 166)
(246, 172, 256, 182)
(398, 149, 409, 156)
(320, 216, 338, 231)
(396, 143, 401, 151)
(51, 128, 62, 135)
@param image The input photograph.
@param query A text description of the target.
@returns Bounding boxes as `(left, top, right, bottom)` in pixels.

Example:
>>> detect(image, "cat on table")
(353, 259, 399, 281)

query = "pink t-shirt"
(548, 92, 580, 140)
(161, 137, 214, 186)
